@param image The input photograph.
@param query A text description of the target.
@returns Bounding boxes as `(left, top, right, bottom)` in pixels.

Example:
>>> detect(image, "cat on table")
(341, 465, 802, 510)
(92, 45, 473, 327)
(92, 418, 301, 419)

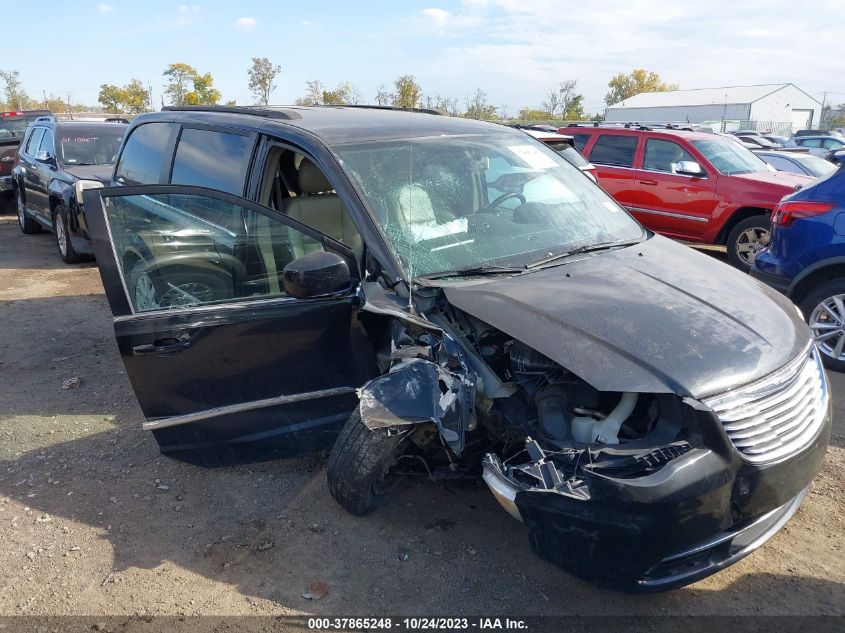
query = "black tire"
(127, 261, 234, 311)
(799, 278, 845, 372)
(53, 205, 87, 264)
(726, 215, 770, 270)
(327, 408, 411, 516)
(16, 189, 41, 234)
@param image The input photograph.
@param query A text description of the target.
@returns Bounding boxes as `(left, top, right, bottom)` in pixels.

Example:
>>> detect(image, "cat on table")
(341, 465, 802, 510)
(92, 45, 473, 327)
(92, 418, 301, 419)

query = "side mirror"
(674, 160, 704, 177)
(282, 251, 351, 299)
(35, 151, 54, 164)
(833, 150, 845, 167)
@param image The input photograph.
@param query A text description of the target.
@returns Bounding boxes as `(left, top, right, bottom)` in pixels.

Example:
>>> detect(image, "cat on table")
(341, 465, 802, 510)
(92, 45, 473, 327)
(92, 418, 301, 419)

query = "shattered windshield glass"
(333, 132, 644, 278)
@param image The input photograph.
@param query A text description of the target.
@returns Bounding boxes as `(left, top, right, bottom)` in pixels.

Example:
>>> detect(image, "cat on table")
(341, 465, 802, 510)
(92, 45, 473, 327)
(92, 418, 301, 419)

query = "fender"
(787, 256, 845, 299)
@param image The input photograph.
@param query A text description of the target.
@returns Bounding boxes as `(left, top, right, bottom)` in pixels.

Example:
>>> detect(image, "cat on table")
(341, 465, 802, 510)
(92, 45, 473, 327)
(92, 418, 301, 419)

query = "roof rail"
(320, 104, 444, 116)
(162, 105, 301, 120)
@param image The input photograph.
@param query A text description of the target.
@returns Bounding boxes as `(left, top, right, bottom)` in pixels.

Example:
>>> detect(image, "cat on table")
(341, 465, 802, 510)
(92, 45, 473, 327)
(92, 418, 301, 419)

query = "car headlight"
(73, 180, 103, 205)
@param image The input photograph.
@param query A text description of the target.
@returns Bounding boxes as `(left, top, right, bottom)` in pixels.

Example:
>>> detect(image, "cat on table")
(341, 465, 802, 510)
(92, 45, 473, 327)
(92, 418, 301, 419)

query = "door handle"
(132, 337, 193, 356)
(639, 179, 658, 186)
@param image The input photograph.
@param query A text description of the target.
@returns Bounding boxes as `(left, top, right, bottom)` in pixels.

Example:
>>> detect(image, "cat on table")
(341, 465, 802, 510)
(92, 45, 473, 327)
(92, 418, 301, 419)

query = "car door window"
(763, 154, 802, 175)
(171, 128, 252, 195)
(823, 138, 844, 149)
(643, 139, 697, 173)
(103, 191, 337, 313)
(799, 138, 822, 148)
(38, 129, 55, 157)
(114, 122, 174, 186)
(588, 135, 637, 167)
(24, 127, 45, 156)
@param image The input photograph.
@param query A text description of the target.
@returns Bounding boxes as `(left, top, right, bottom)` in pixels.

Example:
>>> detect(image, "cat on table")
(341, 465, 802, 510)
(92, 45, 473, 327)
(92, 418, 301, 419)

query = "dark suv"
(80, 105, 828, 592)
(0, 110, 52, 211)
(13, 120, 127, 262)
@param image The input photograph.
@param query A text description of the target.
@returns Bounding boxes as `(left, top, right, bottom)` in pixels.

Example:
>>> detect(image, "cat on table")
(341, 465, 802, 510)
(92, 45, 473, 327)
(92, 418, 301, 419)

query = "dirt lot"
(0, 216, 843, 618)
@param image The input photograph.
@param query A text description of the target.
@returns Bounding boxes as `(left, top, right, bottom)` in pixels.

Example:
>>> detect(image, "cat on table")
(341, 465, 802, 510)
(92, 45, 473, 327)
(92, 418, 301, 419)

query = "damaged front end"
(352, 284, 829, 592)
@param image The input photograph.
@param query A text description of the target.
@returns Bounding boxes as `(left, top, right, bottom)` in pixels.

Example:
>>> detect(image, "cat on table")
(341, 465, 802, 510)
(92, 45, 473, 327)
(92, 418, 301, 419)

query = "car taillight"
(772, 201, 835, 227)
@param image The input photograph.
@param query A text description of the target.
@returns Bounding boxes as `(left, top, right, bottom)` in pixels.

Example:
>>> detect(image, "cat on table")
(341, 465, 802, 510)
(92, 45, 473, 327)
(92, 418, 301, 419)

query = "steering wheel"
(480, 192, 526, 212)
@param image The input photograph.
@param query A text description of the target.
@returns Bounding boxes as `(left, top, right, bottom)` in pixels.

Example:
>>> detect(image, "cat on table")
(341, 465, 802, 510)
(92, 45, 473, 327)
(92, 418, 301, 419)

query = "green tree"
(518, 108, 550, 121)
(321, 81, 362, 105)
(392, 74, 421, 109)
(605, 69, 678, 106)
(559, 80, 585, 119)
(163, 63, 196, 106)
(43, 94, 68, 113)
(247, 57, 281, 106)
(184, 72, 220, 105)
(123, 79, 150, 113)
(463, 88, 496, 120)
(0, 69, 29, 110)
(98, 83, 125, 113)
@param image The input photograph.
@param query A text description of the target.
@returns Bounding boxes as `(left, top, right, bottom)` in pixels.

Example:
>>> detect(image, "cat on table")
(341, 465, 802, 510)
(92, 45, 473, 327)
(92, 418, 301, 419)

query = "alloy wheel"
(809, 294, 845, 361)
(735, 227, 770, 265)
(55, 214, 67, 257)
(134, 272, 160, 312)
(17, 192, 25, 229)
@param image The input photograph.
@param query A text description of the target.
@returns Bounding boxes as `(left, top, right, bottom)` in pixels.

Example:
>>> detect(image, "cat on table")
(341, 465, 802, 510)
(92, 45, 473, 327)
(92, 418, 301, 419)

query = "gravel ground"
(0, 216, 843, 618)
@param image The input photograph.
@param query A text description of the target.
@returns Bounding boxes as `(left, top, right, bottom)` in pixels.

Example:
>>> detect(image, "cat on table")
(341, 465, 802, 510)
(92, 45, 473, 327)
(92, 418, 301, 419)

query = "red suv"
(564, 126, 813, 268)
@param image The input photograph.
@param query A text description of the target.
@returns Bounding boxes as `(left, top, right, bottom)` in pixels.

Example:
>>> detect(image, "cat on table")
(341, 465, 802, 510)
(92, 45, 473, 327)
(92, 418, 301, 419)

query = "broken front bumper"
(487, 404, 830, 592)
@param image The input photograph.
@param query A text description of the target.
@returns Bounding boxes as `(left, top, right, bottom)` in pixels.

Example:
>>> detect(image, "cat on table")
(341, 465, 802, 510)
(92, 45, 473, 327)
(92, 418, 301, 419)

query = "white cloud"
(421, 7, 450, 23)
(96, 3, 113, 11)
(234, 16, 256, 31)
(301, 19, 313, 26)
(178, 4, 199, 13)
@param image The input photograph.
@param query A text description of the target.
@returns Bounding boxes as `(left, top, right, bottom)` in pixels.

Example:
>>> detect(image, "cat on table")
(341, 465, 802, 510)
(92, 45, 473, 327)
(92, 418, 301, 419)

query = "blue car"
(752, 151, 845, 370)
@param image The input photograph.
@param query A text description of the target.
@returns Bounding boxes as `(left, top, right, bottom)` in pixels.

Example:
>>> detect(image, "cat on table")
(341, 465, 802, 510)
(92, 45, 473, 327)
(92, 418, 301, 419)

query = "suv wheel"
(53, 205, 86, 264)
(17, 189, 41, 234)
(800, 278, 845, 372)
(727, 215, 770, 270)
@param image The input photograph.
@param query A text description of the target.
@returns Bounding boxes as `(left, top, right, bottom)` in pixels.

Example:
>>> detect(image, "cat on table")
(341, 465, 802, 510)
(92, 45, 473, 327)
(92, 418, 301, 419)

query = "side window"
(114, 123, 174, 186)
(800, 138, 822, 148)
(103, 192, 330, 312)
(171, 128, 252, 195)
(571, 133, 591, 152)
(588, 135, 638, 167)
(38, 129, 55, 156)
(763, 155, 800, 174)
(24, 127, 45, 155)
(643, 139, 697, 173)
(823, 138, 844, 149)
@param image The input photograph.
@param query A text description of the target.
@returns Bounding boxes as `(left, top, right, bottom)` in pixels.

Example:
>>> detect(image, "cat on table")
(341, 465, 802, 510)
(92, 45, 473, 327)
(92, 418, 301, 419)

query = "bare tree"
(374, 84, 391, 106)
(541, 86, 561, 117)
(464, 89, 496, 120)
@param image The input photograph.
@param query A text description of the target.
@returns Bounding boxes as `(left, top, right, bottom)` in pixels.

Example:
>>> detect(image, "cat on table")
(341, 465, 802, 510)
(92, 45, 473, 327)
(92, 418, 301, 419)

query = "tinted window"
(170, 128, 251, 195)
(823, 138, 845, 149)
(798, 138, 822, 148)
(24, 128, 45, 155)
(589, 135, 637, 167)
(571, 133, 591, 152)
(59, 124, 125, 165)
(103, 192, 327, 312)
(115, 123, 174, 186)
(762, 154, 803, 175)
(643, 139, 696, 173)
(38, 129, 55, 156)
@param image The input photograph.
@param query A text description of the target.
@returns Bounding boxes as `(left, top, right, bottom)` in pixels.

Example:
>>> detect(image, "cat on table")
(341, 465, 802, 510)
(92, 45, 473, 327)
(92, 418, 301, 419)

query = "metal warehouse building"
(605, 83, 822, 135)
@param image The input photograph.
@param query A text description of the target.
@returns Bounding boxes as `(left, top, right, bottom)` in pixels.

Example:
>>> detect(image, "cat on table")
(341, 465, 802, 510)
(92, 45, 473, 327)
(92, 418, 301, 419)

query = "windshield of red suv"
(690, 137, 769, 175)
(334, 132, 644, 278)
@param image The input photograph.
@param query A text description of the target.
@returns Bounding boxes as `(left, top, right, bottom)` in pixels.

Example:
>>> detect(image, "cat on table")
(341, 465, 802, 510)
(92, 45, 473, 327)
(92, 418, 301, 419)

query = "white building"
(605, 84, 822, 134)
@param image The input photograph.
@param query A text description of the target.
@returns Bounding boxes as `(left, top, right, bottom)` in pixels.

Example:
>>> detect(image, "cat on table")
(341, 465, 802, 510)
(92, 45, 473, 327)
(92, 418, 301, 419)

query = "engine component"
(571, 392, 638, 444)
(535, 385, 571, 442)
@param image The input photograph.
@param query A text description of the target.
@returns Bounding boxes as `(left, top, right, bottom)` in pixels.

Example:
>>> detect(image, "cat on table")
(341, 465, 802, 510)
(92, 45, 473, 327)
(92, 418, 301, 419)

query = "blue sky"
(6, 0, 845, 114)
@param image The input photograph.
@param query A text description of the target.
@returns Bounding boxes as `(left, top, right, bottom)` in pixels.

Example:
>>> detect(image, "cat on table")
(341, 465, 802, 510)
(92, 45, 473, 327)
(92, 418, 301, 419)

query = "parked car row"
(6, 105, 834, 594)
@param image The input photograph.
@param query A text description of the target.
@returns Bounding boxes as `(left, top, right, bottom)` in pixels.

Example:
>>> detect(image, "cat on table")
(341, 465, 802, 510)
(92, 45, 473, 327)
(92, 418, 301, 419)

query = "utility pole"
(148, 82, 153, 112)
(66, 92, 73, 120)
(820, 91, 828, 130)
(42, 90, 48, 110)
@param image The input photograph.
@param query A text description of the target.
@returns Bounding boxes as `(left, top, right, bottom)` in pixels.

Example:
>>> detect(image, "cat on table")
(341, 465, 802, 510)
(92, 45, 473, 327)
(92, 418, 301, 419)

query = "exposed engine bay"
(357, 283, 698, 518)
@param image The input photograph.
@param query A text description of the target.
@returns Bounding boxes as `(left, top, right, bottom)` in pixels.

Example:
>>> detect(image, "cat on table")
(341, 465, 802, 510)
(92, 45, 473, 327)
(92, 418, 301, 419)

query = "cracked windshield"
(335, 132, 645, 278)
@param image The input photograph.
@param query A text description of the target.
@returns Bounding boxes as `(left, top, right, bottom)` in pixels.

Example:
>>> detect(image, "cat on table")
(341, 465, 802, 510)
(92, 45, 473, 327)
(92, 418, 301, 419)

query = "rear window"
(170, 128, 251, 195)
(115, 122, 174, 186)
(588, 134, 638, 167)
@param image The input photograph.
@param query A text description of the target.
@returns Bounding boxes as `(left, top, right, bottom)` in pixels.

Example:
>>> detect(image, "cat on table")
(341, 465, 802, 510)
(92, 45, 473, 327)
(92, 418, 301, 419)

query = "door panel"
(585, 134, 640, 209)
(84, 184, 375, 453)
(630, 138, 716, 240)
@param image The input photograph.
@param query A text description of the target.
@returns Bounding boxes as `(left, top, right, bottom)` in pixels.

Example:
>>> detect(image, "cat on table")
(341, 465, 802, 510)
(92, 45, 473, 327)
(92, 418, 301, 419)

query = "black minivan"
(81, 105, 830, 592)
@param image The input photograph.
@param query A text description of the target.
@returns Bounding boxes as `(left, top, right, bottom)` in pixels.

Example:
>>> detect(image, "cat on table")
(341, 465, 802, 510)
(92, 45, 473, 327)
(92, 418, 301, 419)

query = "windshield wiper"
(417, 264, 525, 281)
(525, 238, 644, 269)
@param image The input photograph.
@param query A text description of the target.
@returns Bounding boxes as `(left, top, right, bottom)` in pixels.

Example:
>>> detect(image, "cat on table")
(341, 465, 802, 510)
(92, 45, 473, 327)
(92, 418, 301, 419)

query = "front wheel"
(800, 278, 845, 372)
(54, 205, 87, 264)
(726, 215, 770, 270)
(327, 409, 412, 516)
(127, 262, 233, 311)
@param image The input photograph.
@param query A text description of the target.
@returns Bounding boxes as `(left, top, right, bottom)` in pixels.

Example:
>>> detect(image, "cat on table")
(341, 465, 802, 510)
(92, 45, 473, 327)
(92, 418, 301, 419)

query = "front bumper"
(508, 403, 830, 592)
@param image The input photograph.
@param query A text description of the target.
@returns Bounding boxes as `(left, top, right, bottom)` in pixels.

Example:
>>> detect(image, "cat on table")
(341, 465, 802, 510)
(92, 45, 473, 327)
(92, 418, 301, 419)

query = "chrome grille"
(702, 345, 828, 464)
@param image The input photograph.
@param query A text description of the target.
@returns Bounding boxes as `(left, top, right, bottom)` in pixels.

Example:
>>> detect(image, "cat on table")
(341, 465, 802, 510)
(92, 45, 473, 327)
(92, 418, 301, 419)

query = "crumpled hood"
(63, 164, 113, 184)
(443, 236, 810, 399)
